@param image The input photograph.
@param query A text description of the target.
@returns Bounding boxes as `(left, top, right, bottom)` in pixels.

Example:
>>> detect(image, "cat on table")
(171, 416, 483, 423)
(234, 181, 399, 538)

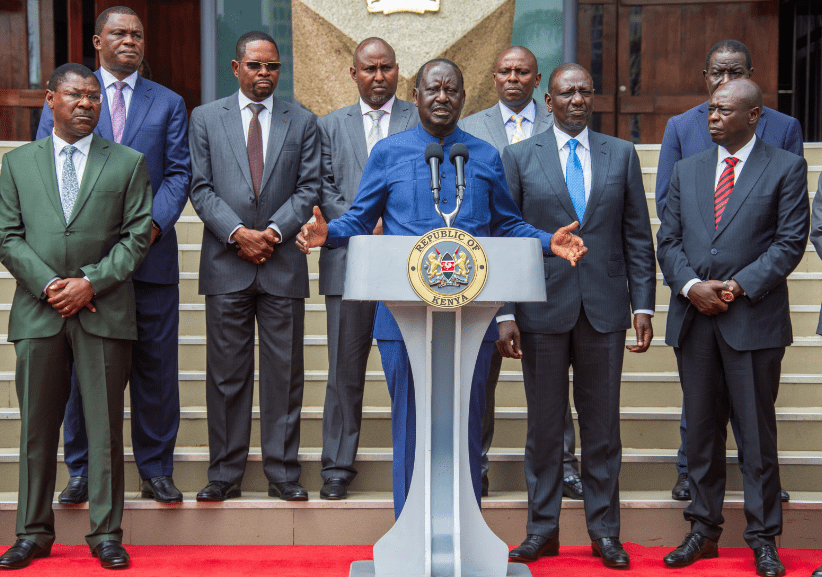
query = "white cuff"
(268, 223, 283, 244)
(228, 225, 243, 244)
(681, 278, 701, 298)
(496, 314, 515, 324)
(634, 309, 654, 316)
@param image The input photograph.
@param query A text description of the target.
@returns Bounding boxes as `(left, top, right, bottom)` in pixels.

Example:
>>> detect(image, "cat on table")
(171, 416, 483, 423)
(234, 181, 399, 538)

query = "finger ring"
(260, 257, 266, 263)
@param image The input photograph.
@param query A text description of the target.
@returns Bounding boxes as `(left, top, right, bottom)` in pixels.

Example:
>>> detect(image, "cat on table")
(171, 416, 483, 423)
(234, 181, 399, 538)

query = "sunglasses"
(239, 61, 282, 72)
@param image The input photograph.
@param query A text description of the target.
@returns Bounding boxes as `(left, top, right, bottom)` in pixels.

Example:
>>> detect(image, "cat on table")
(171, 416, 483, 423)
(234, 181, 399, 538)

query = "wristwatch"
(720, 280, 735, 303)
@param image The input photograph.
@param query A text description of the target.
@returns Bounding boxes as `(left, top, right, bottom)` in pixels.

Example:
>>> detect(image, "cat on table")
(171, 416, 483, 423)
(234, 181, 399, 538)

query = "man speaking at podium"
(297, 59, 587, 516)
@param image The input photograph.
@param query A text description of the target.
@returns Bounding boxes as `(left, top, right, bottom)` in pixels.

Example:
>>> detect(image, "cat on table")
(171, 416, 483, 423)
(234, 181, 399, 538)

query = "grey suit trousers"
(205, 275, 305, 485)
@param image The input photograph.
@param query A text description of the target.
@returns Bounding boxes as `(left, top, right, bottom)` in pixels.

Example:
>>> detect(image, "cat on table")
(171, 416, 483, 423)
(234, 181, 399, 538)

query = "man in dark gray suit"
(658, 79, 809, 577)
(500, 63, 656, 568)
(459, 46, 585, 502)
(317, 37, 418, 500)
(188, 31, 320, 502)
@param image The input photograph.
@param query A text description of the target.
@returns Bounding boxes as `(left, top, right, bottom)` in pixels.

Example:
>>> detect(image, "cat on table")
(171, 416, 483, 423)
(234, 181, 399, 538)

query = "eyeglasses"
(60, 91, 103, 104)
(240, 61, 281, 72)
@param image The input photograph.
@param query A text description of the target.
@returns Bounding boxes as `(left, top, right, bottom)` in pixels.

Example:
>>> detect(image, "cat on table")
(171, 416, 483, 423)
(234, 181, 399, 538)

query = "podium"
(343, 234, 547, 577)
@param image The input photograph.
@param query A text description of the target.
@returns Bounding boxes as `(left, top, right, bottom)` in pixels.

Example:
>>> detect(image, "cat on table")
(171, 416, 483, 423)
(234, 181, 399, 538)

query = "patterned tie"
(566, 138, 586, 222)
(510, 114, 526, 144)
(366, 109, 387, 155)
(111, 81, 126, 143)
(247, 103, 265, 197)
(61, 145, 79, 221)
(715, 156, 739, 228)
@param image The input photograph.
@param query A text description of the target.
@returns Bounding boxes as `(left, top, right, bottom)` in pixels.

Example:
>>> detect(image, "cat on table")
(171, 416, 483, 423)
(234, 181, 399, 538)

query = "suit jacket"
(458, 99, 553, 154)
(0, 135, 153, 341)
(656, 102, 803, 218)
(37, 70, 191, 284)
(501, 129, 656, 334)
(317, 98, 419, 295)
(189, 92, 320, 297)
(657, 138, 809, 351)
(808, 173, 822, 334)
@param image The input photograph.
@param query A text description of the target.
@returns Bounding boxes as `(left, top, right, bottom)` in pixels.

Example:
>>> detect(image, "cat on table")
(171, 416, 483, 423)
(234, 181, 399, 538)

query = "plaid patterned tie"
(111, 81, 126, 143)
(715, 157, 739, 228)
(61, 145, 79, 221)
(247, 103, 265, 198)
(566, 138, 586, 222)
(366, 110, 387, 155)
(510, 114, 526, 143)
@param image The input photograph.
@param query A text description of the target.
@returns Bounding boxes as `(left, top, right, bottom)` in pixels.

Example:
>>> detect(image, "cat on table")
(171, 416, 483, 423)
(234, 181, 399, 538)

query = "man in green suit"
(0, 63, 152, 570)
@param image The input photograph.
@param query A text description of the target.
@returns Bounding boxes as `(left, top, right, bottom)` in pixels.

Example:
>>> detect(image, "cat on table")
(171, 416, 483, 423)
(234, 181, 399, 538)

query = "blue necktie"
(566, 138, 585, 222)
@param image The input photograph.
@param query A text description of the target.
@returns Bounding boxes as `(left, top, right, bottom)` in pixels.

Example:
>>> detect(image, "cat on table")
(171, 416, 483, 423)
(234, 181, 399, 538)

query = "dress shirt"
(360, 95, 395, 141)
(553, 124, 592, 202)
(500, 99, 536, 144)
(229, 91, 281, 243)
(681, 135, 757, 298)
(100, 67, 138, 118)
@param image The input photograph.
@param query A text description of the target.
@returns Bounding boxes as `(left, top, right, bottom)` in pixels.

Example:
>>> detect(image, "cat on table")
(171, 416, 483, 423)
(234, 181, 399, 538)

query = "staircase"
(0, 141, 820, 549)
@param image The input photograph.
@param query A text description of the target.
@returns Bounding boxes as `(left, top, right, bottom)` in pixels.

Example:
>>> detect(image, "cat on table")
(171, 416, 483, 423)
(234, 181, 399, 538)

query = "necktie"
(715, 157, 739, 228)
(510, 114, 526, 144)
(366, 109, 387, 155)
(247, 103, 265, 197)
(566, 138, 586, 222)
(61, 145, 79, 221)
(111, 81, 126, 143)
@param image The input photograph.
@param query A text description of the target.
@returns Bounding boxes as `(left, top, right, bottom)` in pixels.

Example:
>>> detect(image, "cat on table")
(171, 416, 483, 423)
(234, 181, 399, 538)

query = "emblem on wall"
(407, 228, 488, 308)
(367, 0, 440, 15)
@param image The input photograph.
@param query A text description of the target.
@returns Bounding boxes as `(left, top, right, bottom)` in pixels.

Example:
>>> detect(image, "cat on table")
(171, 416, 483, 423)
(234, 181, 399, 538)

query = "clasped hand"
(687, 280, 739, 315)
(235, 227, 279, 265)
(46, 278, 96, 318)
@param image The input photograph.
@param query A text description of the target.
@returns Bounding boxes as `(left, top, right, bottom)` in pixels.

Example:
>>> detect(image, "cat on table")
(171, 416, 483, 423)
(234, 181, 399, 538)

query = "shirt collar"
(414, 123, 463, 146)
(717, 134, 757, 165)
(499, 99, 536, 125)
(53, 131, 93, 158)
(238, 91, 275, 113)
(359, 95, 395, 117)
(100, 67, 138, 90)
(553, 124, 590, 152)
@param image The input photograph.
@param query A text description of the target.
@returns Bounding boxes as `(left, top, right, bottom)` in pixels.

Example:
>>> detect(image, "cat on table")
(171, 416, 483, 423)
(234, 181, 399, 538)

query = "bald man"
(459, 47, 584, 501)
(657, 79, 808, 576)
(316, 38, 418, 500)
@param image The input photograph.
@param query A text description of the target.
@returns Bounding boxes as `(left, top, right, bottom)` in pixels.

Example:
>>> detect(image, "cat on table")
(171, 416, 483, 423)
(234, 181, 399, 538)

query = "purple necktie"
(111, 81, 126, 143)
(247, 103, 265, 197)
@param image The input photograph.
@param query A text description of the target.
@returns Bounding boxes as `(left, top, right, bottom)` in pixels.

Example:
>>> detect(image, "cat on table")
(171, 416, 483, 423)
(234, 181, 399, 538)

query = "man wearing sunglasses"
(189, 31, 320, 503)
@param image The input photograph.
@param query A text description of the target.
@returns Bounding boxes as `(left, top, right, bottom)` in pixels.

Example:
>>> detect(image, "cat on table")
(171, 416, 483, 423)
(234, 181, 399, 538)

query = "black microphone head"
(449, 143, 469, 164)
(425, 142, 444, 163)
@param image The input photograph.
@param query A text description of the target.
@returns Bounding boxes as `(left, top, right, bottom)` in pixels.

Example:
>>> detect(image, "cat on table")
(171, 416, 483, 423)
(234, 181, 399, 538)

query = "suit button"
(441, 173, 445, 178)
(65, 232, 70, 236)
(711, 248, 717, 255)
(443, 199, 448, 204)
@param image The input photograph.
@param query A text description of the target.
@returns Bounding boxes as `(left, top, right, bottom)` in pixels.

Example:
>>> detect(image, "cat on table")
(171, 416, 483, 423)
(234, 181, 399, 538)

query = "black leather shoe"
(481, 475, 489, 497)
(196, 480, 241, 502)
(592, 537, 630, 568)
(663, 532, 718, 567)
(319, 478, 348, 500)
(141, 476, 183, 503)
(269, 481, 308, 501)
(508, 535, 559, 563)
(58, 476, 89, 504)
(92, 541, 129, 569)
(811, 563, 822, 576)
(671, 473, 691, 501)
(0, 539, 51, 569)
(754, 544, 785, 577)
(562, 474, 584, 500)
(781, 489, 790, 502)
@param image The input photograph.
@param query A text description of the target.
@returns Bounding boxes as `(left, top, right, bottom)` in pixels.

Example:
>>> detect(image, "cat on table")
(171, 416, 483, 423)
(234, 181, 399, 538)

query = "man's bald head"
(494, 46, 537, 71)
(351, 37, 399, 108)
(715, 78, 763, 110)
(493, 46, 541, 113)
(708, 78, 762, 153)
(353, 37, 395, 67)
(548, 62, 591, 93)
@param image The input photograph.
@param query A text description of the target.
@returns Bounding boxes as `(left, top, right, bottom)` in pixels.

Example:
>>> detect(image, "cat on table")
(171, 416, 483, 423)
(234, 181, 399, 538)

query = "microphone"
(449, 143, 469, 200)
(425, 143, 444, 203)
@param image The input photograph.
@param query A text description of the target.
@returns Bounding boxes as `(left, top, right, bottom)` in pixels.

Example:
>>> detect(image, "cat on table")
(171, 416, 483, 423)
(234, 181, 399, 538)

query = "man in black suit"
(317, 37, 418, 500)
(657, 79, 809, 577)
(499, 63, 656, 568)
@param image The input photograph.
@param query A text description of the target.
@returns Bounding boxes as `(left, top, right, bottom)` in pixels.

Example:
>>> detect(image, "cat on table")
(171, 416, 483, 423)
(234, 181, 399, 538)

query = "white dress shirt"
(499, 99, 536, 144)
(100, 67, 138, 118)
(360, 95, 395, 145)
(681, 134, 757, 298)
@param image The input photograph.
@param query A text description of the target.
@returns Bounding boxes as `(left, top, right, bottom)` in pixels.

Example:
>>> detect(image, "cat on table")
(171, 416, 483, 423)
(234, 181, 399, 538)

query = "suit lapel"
(34, 136, 66, 224)
(259, 98, 291, 194)
(697, 102, 714, 150)
(484, 106, 510, 151)
(756, 108, 768, 140)
(221, 95, 254, 192)
(68, 135, 110, 226)
(697, 148, 719, 235)
(95, 69, 114, 141)
(535, 130, 578, 222)
(344, 104, 368, 171)
(714, 139, 770, 239)
(582, 132, 610, 229)
(120, 75, 154, 147)
(387, 99, 412, 135)
(532, 100, 553, 135)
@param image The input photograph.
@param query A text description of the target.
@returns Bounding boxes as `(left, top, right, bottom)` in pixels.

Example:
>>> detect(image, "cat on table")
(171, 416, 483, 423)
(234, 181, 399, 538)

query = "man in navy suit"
(37, 6, 191, 503)
(655, 40, 802, 502)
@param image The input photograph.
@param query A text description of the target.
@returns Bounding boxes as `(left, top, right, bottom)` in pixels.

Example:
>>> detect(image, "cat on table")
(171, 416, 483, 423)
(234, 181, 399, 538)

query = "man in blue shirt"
(297, 59, 586, 515)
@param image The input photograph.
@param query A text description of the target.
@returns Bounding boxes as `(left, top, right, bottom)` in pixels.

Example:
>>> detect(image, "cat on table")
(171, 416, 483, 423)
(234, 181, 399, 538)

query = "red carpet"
(13, 543, 821, 576)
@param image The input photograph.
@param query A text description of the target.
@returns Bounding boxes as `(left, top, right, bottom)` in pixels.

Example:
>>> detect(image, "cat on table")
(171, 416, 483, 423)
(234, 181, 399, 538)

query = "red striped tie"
(715, 157, 739, 228)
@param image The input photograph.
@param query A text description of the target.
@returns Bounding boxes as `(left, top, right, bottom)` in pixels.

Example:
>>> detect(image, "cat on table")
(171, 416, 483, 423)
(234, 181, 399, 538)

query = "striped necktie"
(715, 157, 739, 228)
(366, 110, 387, 155)
(510, 114, 526, 144)
(111, 81, 126, 143)
(247, 103, 265, 197)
